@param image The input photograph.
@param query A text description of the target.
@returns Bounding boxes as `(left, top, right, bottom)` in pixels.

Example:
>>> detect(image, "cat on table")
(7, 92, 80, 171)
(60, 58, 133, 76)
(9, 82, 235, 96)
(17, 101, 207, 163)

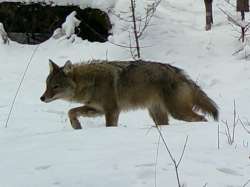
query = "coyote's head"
(40, 59, 76, 103)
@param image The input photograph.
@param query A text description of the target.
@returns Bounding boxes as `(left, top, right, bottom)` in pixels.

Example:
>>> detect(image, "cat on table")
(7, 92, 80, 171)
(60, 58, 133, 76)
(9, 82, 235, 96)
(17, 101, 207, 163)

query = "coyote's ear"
(49, 59, 59, 73)
(63, 60, 73, 74)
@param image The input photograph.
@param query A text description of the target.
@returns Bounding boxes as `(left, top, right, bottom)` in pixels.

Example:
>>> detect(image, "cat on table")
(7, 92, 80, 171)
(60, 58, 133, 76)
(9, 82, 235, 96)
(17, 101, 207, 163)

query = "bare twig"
(4, 45, 40, 128)
(155, 126, 176, 163)
(232, 45, 245, 56)
(80, 19, 150, 49)
(222, 120, 233, 144)
(154, 134, 161, 187)
(128, 32, 137, 60)
(243, 140, 249, 148)
(232, 100, 237, 141)
(221, 101, 239, 145)
(130, 0, 141, 59)
(113, 0, 161, 59)
(217, 123, 220, 149)
(218, 6, 250, 42)
(176, 136, 189, 167)
(203, 183, 208, 187)
(145, 126, 154, 136)
(224, 0, 236, 8)
(243, 179, 250, 187)
(155, 126, 188, 187)
(138, 0, 161, 38)
(239, 119, 250, 134)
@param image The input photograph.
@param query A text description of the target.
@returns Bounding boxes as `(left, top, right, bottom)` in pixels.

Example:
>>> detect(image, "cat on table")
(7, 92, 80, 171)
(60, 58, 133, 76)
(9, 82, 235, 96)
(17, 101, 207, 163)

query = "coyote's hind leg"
(148, 105, 169, 126)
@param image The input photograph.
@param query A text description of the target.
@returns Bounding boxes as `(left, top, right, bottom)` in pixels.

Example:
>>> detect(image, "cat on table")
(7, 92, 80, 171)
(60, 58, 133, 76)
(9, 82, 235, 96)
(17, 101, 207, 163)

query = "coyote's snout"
(41, 59, 219, 129)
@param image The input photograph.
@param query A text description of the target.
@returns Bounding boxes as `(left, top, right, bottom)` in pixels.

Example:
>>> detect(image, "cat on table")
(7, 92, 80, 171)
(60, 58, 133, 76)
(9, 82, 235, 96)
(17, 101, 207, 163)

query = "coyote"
(40, 59, 218, 129)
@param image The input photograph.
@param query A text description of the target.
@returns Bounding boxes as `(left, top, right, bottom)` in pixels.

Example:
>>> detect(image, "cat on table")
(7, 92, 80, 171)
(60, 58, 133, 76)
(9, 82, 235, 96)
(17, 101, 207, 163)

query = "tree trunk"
(130, 0, 141, 59)
(237, 0, 249, 42)
(237, 0, 249, 12)
(204, 0, 213, 31)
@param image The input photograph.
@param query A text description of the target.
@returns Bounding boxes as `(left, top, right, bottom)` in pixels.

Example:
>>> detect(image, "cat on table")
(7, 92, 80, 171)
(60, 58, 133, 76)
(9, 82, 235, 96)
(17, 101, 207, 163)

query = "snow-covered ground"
(0, 0, 250, 186)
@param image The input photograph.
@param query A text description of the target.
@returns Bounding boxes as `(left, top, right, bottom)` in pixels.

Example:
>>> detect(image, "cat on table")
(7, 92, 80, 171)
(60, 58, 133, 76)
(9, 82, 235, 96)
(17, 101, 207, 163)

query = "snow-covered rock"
(52, 11, 80, 41)
(62, 11, 81, 39)
(0, 22, 8, 44)
(52, 28, 65, 40)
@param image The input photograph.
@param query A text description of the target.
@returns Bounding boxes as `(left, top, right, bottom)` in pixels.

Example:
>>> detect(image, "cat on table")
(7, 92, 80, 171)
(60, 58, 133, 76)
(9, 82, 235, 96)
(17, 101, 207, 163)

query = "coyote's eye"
(53, 85, 60, 89)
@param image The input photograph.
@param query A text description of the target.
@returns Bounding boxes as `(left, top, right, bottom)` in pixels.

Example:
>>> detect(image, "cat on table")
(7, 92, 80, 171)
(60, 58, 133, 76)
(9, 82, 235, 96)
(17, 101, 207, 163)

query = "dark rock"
(0, 2, 112, 44)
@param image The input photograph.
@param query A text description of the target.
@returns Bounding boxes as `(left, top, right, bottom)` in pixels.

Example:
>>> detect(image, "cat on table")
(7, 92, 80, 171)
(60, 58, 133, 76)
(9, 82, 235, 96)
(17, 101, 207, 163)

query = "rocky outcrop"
(0, 2, 112, 44)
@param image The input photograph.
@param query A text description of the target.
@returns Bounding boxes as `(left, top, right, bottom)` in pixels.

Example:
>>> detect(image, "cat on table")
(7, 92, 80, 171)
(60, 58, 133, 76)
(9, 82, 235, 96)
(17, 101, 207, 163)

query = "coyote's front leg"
(68, 106, 103, 129)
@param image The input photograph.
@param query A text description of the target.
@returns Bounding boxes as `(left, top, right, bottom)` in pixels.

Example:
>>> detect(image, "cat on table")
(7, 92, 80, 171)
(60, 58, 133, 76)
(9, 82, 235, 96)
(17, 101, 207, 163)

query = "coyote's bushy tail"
(193, 86, 219, 121)
(166, 64, 219, 121)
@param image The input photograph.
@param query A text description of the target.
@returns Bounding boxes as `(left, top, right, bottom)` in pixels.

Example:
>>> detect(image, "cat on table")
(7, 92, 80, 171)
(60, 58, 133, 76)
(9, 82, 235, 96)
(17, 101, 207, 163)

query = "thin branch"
(218, 6, 242, 28)
(243, 179, 250, 187)
(218, 123, 220, 149)
(138, 0, 162, 38)
(130, 0, 141, 59)
(226, 126, 232, 144)
(110, 9, 152, 23)
(239, 119, 250, 134)
(223, 0, 236, 8)
(128, 31, 137, 60)
(110, 0, 162, 59)
(222, 120, 233, 144)
(229, 22, 242, 34)
(154, 134, 161, 187)
(243, 140, 249, 148)
(174, 161, 182, 187)
(233, 46, 245, 56)
(155, 126, 176, 162)
(177, 136, 189, 167)
(155, 126, 188, 187)
(145, 126, 154, 136)
(80, 19, 149, 49)
(221, 101, 240, 145)
(203, 182, 208, 187)
(232, 100, 237, 142)
(4, 45, 40, 128)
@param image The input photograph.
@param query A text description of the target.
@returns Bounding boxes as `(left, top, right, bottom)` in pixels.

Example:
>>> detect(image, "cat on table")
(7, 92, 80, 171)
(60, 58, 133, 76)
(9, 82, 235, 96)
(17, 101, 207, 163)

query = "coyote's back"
(113, 61, 218, 124)
(41, 59, 218, 129)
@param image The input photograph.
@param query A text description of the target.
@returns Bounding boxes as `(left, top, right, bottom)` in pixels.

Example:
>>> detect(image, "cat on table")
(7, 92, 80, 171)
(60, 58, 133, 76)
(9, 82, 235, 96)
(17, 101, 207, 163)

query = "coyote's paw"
(70, 119, 82, 130)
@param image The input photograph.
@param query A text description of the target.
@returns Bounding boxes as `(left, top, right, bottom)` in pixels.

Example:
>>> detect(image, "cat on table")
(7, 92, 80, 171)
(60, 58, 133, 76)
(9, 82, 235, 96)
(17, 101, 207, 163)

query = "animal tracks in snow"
(216, 167, 243, 176)
(35, 165, 52, 171)
(135, 163, 155, 168)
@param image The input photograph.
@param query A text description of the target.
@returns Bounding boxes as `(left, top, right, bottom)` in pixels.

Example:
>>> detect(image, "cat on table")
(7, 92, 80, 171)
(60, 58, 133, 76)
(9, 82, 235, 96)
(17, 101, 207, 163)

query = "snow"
(0, 0, 117, 11)
(0, 22, 8, 44)
(52, 11, 81, 41)
(0, 0, 250, 187)
(61, 11, 80, 39)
